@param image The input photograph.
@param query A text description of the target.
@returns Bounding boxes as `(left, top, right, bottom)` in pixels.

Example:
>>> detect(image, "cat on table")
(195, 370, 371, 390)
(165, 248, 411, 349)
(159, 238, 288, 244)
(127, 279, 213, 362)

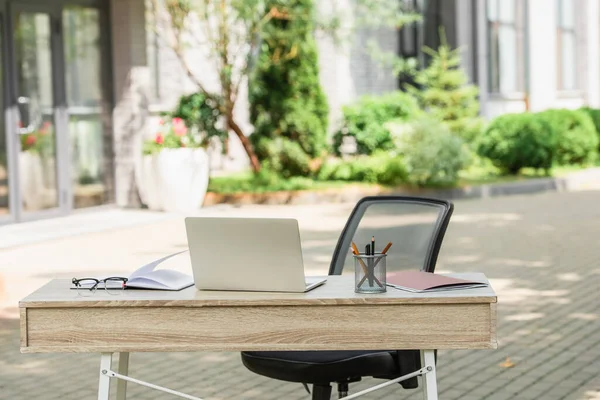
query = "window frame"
(556, 0, 578, 92)
(486, 0, 526, 96)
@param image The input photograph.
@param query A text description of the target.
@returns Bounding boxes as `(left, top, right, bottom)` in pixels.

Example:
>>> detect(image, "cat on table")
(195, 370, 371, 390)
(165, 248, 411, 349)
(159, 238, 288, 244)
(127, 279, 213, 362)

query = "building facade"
(0, 0, 599, 224)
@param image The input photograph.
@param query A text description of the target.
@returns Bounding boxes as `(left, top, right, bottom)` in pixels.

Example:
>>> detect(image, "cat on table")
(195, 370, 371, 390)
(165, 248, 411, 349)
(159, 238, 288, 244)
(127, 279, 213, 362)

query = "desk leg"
(420, 350, 438, 400)
(98, 353, 113, 400)
(116, 353, 130, 400)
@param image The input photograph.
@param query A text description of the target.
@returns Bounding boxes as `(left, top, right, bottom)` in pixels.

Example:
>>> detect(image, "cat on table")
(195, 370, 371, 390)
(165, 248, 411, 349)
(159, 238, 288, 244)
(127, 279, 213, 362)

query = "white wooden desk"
(20, 273, 497, 400)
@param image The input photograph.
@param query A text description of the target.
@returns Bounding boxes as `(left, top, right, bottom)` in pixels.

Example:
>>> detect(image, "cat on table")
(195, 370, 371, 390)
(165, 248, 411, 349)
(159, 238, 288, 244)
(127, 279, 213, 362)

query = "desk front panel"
(21, 303, 497, 353)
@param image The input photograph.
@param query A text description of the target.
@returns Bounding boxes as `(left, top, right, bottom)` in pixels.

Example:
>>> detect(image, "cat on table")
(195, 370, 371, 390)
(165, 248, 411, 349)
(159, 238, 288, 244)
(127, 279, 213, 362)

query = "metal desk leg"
(116, 353, 130, 400)
(420, 350, 438, 400)
(98, 353, 113, 400)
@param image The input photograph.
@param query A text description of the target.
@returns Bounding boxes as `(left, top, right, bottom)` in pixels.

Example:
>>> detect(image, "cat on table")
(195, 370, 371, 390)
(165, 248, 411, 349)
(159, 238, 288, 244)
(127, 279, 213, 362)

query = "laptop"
(184, 217, 327, 293)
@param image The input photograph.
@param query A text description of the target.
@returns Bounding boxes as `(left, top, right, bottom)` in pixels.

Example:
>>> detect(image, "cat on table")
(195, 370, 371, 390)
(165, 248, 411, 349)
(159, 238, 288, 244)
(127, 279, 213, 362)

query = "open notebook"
(72, 250, 194, 291)
(386, 271, 487, 293)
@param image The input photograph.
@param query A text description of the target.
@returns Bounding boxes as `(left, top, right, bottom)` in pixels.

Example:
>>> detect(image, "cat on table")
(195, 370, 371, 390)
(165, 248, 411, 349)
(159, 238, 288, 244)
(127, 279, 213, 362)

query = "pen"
(371, 236, 375, 256)
(365, 244, 374, 286)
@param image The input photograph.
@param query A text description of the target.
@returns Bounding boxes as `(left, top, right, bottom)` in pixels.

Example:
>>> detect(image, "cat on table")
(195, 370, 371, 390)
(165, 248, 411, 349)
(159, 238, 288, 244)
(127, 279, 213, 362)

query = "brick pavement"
(1, 191, 599, 399)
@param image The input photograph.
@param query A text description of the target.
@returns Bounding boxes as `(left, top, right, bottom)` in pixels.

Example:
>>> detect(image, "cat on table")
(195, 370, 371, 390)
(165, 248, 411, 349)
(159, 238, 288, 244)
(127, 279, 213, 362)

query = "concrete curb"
(204, 168, 600, 206)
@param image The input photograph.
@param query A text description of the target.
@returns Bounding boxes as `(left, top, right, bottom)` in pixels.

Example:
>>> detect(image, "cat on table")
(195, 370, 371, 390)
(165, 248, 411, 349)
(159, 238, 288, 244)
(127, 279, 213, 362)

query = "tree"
(149, 0, 275, 173)
(249, 0, 329, 177)
(149, 0, 420, 174)
(405, 29, 482, 142)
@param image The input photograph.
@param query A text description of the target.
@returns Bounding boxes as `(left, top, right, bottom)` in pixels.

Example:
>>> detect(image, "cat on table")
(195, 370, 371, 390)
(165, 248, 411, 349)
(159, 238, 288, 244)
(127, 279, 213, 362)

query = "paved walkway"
(1, 192, 599, 399)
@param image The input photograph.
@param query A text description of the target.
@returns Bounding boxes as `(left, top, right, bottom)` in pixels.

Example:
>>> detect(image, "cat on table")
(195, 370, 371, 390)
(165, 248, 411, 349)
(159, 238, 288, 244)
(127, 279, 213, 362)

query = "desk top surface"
(21, 273, 496, 308)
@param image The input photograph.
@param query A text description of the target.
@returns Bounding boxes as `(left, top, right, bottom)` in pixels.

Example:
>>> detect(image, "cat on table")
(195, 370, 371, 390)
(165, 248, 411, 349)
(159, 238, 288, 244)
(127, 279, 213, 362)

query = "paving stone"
(2, 191, 600, 399)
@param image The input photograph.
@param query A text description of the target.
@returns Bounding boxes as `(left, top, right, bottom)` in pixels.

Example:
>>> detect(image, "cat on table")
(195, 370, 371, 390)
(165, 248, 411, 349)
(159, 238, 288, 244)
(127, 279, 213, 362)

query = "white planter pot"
(19, 152, 56, 211)
(137, 148, 210, 213)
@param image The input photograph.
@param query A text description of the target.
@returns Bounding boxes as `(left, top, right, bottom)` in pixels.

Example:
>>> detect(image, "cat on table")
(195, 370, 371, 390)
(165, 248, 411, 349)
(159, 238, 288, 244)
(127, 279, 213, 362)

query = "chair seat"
(241, 350, 399, 384)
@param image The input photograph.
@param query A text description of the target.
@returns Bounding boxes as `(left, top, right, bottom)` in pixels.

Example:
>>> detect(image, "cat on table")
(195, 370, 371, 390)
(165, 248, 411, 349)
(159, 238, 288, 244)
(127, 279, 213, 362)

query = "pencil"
(381, 242, 392, 254)
(373, 242, 392, 269)
(351, 242, 371, 278)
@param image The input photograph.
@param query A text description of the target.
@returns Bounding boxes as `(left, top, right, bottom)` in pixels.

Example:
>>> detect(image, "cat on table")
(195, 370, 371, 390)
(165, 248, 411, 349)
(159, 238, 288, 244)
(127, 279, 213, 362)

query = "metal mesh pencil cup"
(354, 253, 387, 293)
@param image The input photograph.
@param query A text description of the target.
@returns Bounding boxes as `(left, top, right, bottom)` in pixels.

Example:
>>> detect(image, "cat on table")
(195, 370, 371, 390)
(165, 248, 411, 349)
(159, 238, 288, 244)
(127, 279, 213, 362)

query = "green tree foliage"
(535, 109, 598, 166)
(476, 113, 556, 174)
(332, 92, 420, 156)
(249, 0, 329, 178)
(406, 30, 482, 142)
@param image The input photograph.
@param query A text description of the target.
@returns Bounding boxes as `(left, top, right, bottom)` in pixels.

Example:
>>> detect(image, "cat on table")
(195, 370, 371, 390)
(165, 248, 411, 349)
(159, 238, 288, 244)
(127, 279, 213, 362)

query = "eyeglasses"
(72, 277, 128, 296)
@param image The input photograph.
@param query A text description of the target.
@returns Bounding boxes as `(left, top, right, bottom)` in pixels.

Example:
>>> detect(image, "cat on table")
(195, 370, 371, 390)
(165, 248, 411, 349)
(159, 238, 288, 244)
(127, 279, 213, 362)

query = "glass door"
(9, 4, 67, 218)
(4, 1, 112, 222)
(63, 5, 112, 209)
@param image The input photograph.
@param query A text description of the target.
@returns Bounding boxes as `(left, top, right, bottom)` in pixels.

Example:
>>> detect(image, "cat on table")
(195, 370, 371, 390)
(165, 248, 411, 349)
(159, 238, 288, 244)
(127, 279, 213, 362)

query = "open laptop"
(184, 217, 327, 293)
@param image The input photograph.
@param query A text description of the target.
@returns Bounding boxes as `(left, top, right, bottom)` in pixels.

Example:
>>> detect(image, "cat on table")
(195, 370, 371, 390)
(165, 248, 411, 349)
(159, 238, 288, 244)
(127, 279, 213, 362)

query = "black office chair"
(241, 196, 454, 399)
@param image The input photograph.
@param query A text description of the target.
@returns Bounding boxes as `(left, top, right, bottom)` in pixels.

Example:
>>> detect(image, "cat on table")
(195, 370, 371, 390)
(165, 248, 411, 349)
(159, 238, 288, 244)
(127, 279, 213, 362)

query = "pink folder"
(386, 271, 487, 293)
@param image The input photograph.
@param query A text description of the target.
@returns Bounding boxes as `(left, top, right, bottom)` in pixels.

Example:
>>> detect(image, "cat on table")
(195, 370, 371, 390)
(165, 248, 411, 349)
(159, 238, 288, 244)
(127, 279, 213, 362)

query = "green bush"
(249, 0, 329, 177)
(578, 107, 600, 151)
(398, 118, 471, 186)
(317, 152, 408, 186)
(332, 92, 420, 156)
(535, 109, 598, 165)
(171, 92, 227, 143)
(252, 137, 312, 178)
(476, 113, 556, 174)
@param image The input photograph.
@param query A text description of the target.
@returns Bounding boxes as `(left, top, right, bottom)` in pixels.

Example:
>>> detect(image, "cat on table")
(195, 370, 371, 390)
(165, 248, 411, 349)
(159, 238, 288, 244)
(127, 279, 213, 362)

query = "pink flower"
(173, 124, 188, 136)
(25, 135, 37, 146)
(158, 118, 165, 125)
(154, 133, 164, 145)
(171, 117, 187, 136)
(40, 121, 52, 135)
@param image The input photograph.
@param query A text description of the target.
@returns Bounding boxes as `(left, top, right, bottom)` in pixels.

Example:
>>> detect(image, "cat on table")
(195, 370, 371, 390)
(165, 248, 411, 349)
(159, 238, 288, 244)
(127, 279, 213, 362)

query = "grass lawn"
(208, 164, 598, 195)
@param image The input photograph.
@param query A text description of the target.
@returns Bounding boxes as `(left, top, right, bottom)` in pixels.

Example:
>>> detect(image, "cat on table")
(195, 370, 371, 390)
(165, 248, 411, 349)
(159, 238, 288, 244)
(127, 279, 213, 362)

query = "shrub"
(398, 118, 471, 186)
(317, 152, 408, 186)
(252, 137, 312, 178)
(535, 109, 598, 166)
(171, 92, 227, 143)
(249, 0, 329, 177)
(578, 107, 600, 151)
(476, 113, 556, 174)
(332, 92, 420, 156)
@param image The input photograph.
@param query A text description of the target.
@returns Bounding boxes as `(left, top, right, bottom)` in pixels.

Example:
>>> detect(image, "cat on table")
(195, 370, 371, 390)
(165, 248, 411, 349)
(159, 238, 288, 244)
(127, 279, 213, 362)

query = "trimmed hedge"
(476, 113, 556, 174)
(317, 152, 408, 186)
(578, 107, 600, 151)
(536, 109, 598, 166)
(332, 92, 420, 156)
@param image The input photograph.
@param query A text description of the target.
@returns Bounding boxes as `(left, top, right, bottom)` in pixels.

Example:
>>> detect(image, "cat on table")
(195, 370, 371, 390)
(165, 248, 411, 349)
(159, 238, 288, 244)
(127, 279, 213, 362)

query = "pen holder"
(354, 253, 387, 293)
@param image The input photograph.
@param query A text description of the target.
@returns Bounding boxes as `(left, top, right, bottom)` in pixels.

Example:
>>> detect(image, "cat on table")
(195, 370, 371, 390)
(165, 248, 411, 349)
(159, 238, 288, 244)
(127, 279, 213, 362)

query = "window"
(487, 0, 525, 94)
(557, 0, 577, 91)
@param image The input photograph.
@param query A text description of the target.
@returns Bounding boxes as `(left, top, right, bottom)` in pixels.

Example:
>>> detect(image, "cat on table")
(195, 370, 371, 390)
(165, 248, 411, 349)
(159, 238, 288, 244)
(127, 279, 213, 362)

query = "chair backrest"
(328, 196, 454, 275)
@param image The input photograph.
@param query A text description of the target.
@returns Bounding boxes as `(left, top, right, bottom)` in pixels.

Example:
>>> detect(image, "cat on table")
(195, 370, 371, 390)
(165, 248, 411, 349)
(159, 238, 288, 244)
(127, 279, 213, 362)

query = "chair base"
(312, 384, 332, 400)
